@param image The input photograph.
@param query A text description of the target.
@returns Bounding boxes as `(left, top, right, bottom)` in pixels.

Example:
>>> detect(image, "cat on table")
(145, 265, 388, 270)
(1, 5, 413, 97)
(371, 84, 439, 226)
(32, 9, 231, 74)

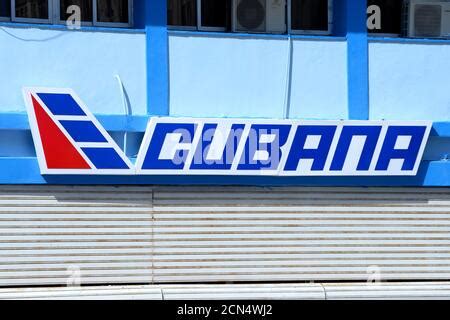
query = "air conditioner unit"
(232, 0, 286, 33)
(406, 0, 450, 38)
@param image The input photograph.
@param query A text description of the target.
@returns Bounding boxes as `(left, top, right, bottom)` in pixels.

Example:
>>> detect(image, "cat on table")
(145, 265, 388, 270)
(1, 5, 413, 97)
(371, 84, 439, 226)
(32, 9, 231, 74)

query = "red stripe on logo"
(32, 95, 91, 170)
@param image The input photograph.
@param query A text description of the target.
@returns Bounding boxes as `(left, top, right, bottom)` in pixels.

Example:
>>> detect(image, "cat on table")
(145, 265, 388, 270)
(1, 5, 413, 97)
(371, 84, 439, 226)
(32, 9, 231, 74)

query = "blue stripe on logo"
(37, 93, 86, 116)
(81, 148, 130, 169)
(60, 120, 107, 143)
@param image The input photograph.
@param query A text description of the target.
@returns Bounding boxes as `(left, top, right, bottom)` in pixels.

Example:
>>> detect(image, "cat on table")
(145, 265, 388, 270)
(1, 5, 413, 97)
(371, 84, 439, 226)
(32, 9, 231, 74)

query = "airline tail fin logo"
(23, 88, 134, 175)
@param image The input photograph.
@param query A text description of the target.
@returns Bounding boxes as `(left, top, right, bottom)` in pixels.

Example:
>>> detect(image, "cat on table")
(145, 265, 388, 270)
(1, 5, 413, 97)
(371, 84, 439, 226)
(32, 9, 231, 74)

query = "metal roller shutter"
(1, 185, 450, 287)
(152, 186, 450, 283)
(0, 186, 153, 287)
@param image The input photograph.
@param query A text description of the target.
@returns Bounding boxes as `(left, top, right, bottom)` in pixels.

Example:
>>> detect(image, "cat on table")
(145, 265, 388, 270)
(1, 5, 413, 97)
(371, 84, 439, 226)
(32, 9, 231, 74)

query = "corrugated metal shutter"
(0, 186, 153, 286)
(1, 185, 450, 287)
(152, 187, 450, 283)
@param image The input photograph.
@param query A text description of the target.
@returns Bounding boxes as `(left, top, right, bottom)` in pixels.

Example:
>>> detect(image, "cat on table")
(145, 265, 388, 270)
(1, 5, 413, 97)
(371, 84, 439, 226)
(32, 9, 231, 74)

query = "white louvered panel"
(0, 186, 153, 287)
(152, 187, 450, 283)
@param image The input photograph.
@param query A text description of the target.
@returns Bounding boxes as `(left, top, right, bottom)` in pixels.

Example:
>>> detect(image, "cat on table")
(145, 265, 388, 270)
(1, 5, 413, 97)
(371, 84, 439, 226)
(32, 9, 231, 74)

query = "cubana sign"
(23, 88, 432, 176)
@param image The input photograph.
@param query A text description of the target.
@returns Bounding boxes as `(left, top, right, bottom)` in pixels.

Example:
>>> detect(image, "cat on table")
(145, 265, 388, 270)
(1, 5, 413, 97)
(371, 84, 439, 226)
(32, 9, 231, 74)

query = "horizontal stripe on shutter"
(0, 186, 153, 286)
(2, 186, 450, 286)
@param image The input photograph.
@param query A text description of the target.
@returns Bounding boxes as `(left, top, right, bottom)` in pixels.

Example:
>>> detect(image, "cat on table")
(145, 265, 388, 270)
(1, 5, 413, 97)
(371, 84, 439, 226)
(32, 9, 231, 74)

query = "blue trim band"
(168, 29, 346, 42)
(0, 113, 149, 132)
(0, 22, 145, 34)
(145, 0, 169, 116)
(0, 158, 449, 186)
(2, 113, 450, 136)
(368, 36, 450, 45)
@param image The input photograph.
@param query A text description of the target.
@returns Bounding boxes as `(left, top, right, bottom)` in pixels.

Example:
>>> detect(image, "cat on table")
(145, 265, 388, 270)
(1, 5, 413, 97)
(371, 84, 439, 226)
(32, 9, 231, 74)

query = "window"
(290, 0, 332, 34)
(200, 0, 229, 30)
(96, 0, 130, 25)
(168, 0, 332, 35)
(168, 0, 229, 31)
(0, 0, 11, 19)
(168, 0, 197, 28)
(60, 0, 92, 23)
(3, 0, 132, 27)
(13, 0, 50, 22)
(367, 0, 403, 35)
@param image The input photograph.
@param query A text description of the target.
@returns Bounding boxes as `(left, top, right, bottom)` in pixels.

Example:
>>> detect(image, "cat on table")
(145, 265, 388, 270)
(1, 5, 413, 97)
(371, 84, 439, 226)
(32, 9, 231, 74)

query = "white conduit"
(114, 74, 131, 156)
(283, 34, 293, 120)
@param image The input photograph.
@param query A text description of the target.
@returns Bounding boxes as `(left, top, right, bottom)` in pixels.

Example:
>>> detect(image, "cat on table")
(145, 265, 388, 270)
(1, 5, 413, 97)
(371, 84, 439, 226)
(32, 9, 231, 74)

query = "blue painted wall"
(0, 26, 147, 115)
(287, 39, 348, 119)
(168, 33, 348, 119)
(369, 40, 450, 121)
(1, 0, 450, 185)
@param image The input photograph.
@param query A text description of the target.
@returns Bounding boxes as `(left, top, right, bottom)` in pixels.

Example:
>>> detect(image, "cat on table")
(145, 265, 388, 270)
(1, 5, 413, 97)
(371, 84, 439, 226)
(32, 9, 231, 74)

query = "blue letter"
(141, 123, 196, 170)
(284, 125, 337, 171)
(375, 126, 427, 171)
(190, 123, 245, 170)
(238, 124, 292, 171)
(330, 126, 382, 171)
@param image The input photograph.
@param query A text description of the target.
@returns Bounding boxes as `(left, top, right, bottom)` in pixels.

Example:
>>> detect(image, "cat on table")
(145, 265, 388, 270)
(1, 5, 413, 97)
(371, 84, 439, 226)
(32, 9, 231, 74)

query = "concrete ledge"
(161, 283, 325, 300)
(0, 282, 450, 300)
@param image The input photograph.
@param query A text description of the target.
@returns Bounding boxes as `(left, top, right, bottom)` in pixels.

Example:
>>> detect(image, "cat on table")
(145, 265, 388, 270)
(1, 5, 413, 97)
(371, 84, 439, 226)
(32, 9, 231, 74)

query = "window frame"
(0, 0, 11, 21)
(197, 0, 227, 32)
(288, 0, 334, 35)
(369, 32, 401, 38)
(367, 0, 403, 38)
(168, 0, 228, 32)
(12, 0, 53, 24)
(92, 0, 133, 28)
(6, 0, 132, 27)
(167, 0, 197, 31)
(55, 0, 93, 27)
